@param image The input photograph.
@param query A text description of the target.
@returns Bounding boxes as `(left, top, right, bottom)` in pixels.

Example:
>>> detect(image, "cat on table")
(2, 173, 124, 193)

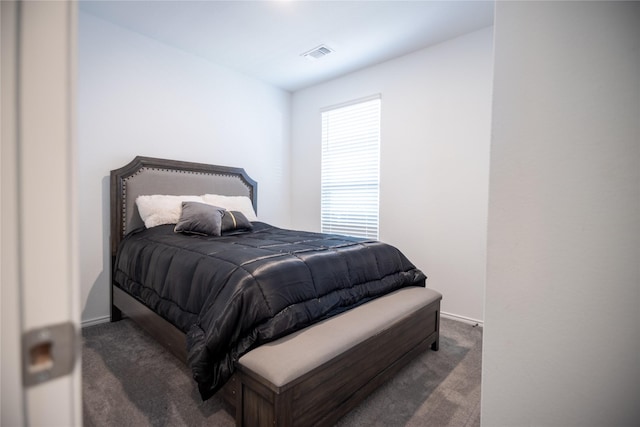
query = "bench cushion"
(238, 286, 442, 387)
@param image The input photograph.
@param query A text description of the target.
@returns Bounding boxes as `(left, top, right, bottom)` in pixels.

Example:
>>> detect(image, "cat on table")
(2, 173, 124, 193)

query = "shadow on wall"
(81, 175, 111, 325)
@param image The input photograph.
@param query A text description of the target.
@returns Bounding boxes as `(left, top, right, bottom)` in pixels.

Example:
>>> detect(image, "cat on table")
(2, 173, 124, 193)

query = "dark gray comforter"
(113, 222, 426, 399)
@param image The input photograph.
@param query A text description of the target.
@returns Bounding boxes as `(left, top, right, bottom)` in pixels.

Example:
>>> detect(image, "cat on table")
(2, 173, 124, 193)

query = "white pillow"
(136, 195, 203, 228)
(201, 194, 258, 222)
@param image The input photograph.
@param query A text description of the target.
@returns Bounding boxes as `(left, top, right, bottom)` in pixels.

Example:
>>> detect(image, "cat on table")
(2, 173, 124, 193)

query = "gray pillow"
(174, 202, 225, 236)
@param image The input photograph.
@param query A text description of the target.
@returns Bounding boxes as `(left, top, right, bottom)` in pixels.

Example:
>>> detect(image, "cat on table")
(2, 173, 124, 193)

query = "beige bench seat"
(240, 287, 442, 387)
(228, 286, 442, 426)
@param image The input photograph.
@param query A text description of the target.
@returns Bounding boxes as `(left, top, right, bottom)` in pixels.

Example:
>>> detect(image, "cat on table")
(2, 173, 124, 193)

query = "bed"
(110, 156, 442, 426)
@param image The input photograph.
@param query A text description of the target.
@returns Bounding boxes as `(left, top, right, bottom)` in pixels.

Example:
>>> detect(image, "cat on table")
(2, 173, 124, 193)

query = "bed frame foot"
(110, 304, 122, 322)
(431, 338, 439, 351)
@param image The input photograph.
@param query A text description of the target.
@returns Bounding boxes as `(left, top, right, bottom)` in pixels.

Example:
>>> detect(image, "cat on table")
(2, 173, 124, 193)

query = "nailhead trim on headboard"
(120, 167, 253, 237)
(111, 157, 258, 263)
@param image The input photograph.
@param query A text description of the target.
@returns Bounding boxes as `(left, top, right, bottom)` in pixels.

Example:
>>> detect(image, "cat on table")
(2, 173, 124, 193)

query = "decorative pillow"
(174, 202, 225, 236)
(201, 194, 258, 222)
(136, 195, 202, 228)
(221, 210, 253, 232)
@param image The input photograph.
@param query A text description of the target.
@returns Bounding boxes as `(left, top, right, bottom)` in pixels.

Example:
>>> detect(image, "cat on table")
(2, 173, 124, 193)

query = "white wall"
(483, 2, 640, 425)
(291, 27, 493, 323)
(78, 12, 291, 325)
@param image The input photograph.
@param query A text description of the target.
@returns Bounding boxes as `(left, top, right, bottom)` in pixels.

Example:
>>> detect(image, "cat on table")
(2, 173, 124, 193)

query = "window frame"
(320, 95, 381, 239)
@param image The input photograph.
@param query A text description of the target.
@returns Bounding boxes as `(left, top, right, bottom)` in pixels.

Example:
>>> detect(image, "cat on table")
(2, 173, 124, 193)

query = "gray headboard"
(110, 156, 257, 259)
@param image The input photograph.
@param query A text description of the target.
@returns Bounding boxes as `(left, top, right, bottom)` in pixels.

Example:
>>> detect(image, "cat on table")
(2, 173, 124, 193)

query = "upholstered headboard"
(110, 156, 257, 259)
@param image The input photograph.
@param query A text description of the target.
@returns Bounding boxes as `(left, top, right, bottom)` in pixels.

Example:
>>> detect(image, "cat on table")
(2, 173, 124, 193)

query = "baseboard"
(83, 312, 483, 328)
(441, 311, 483, 327)
(81, 315, 111, 328)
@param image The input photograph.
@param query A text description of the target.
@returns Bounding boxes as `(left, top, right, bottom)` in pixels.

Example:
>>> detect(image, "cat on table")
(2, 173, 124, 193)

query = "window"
(321, 96, 381, 239)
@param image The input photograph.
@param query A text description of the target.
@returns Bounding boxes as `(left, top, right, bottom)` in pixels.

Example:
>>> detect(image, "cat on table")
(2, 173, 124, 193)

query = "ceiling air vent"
(302, 44, 334, 61)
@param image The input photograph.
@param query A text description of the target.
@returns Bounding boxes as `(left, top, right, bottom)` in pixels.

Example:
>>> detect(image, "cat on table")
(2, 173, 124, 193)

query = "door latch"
(22, 322, 76, 387)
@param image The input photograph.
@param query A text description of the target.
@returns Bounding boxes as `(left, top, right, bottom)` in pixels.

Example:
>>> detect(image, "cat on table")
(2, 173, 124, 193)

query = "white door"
(1, 1, 81, 425)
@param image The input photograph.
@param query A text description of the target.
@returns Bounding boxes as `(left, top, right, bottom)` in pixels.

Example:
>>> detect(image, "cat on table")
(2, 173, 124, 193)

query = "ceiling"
(79, 1, 494, 92)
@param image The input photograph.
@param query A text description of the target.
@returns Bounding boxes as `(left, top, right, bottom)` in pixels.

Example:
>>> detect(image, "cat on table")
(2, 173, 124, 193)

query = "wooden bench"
(220, 287, 442, 426)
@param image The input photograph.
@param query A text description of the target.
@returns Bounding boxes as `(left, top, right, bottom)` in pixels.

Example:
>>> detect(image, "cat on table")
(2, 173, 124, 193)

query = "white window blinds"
(321, 96, 381, 239)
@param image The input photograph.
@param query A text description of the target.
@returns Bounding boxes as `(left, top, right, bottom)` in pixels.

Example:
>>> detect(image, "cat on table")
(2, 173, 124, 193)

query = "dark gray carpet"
(82, 317, 482, 427)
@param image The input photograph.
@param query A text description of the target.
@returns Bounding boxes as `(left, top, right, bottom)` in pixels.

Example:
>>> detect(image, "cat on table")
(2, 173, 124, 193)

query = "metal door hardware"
(22, 322, 77, 387)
